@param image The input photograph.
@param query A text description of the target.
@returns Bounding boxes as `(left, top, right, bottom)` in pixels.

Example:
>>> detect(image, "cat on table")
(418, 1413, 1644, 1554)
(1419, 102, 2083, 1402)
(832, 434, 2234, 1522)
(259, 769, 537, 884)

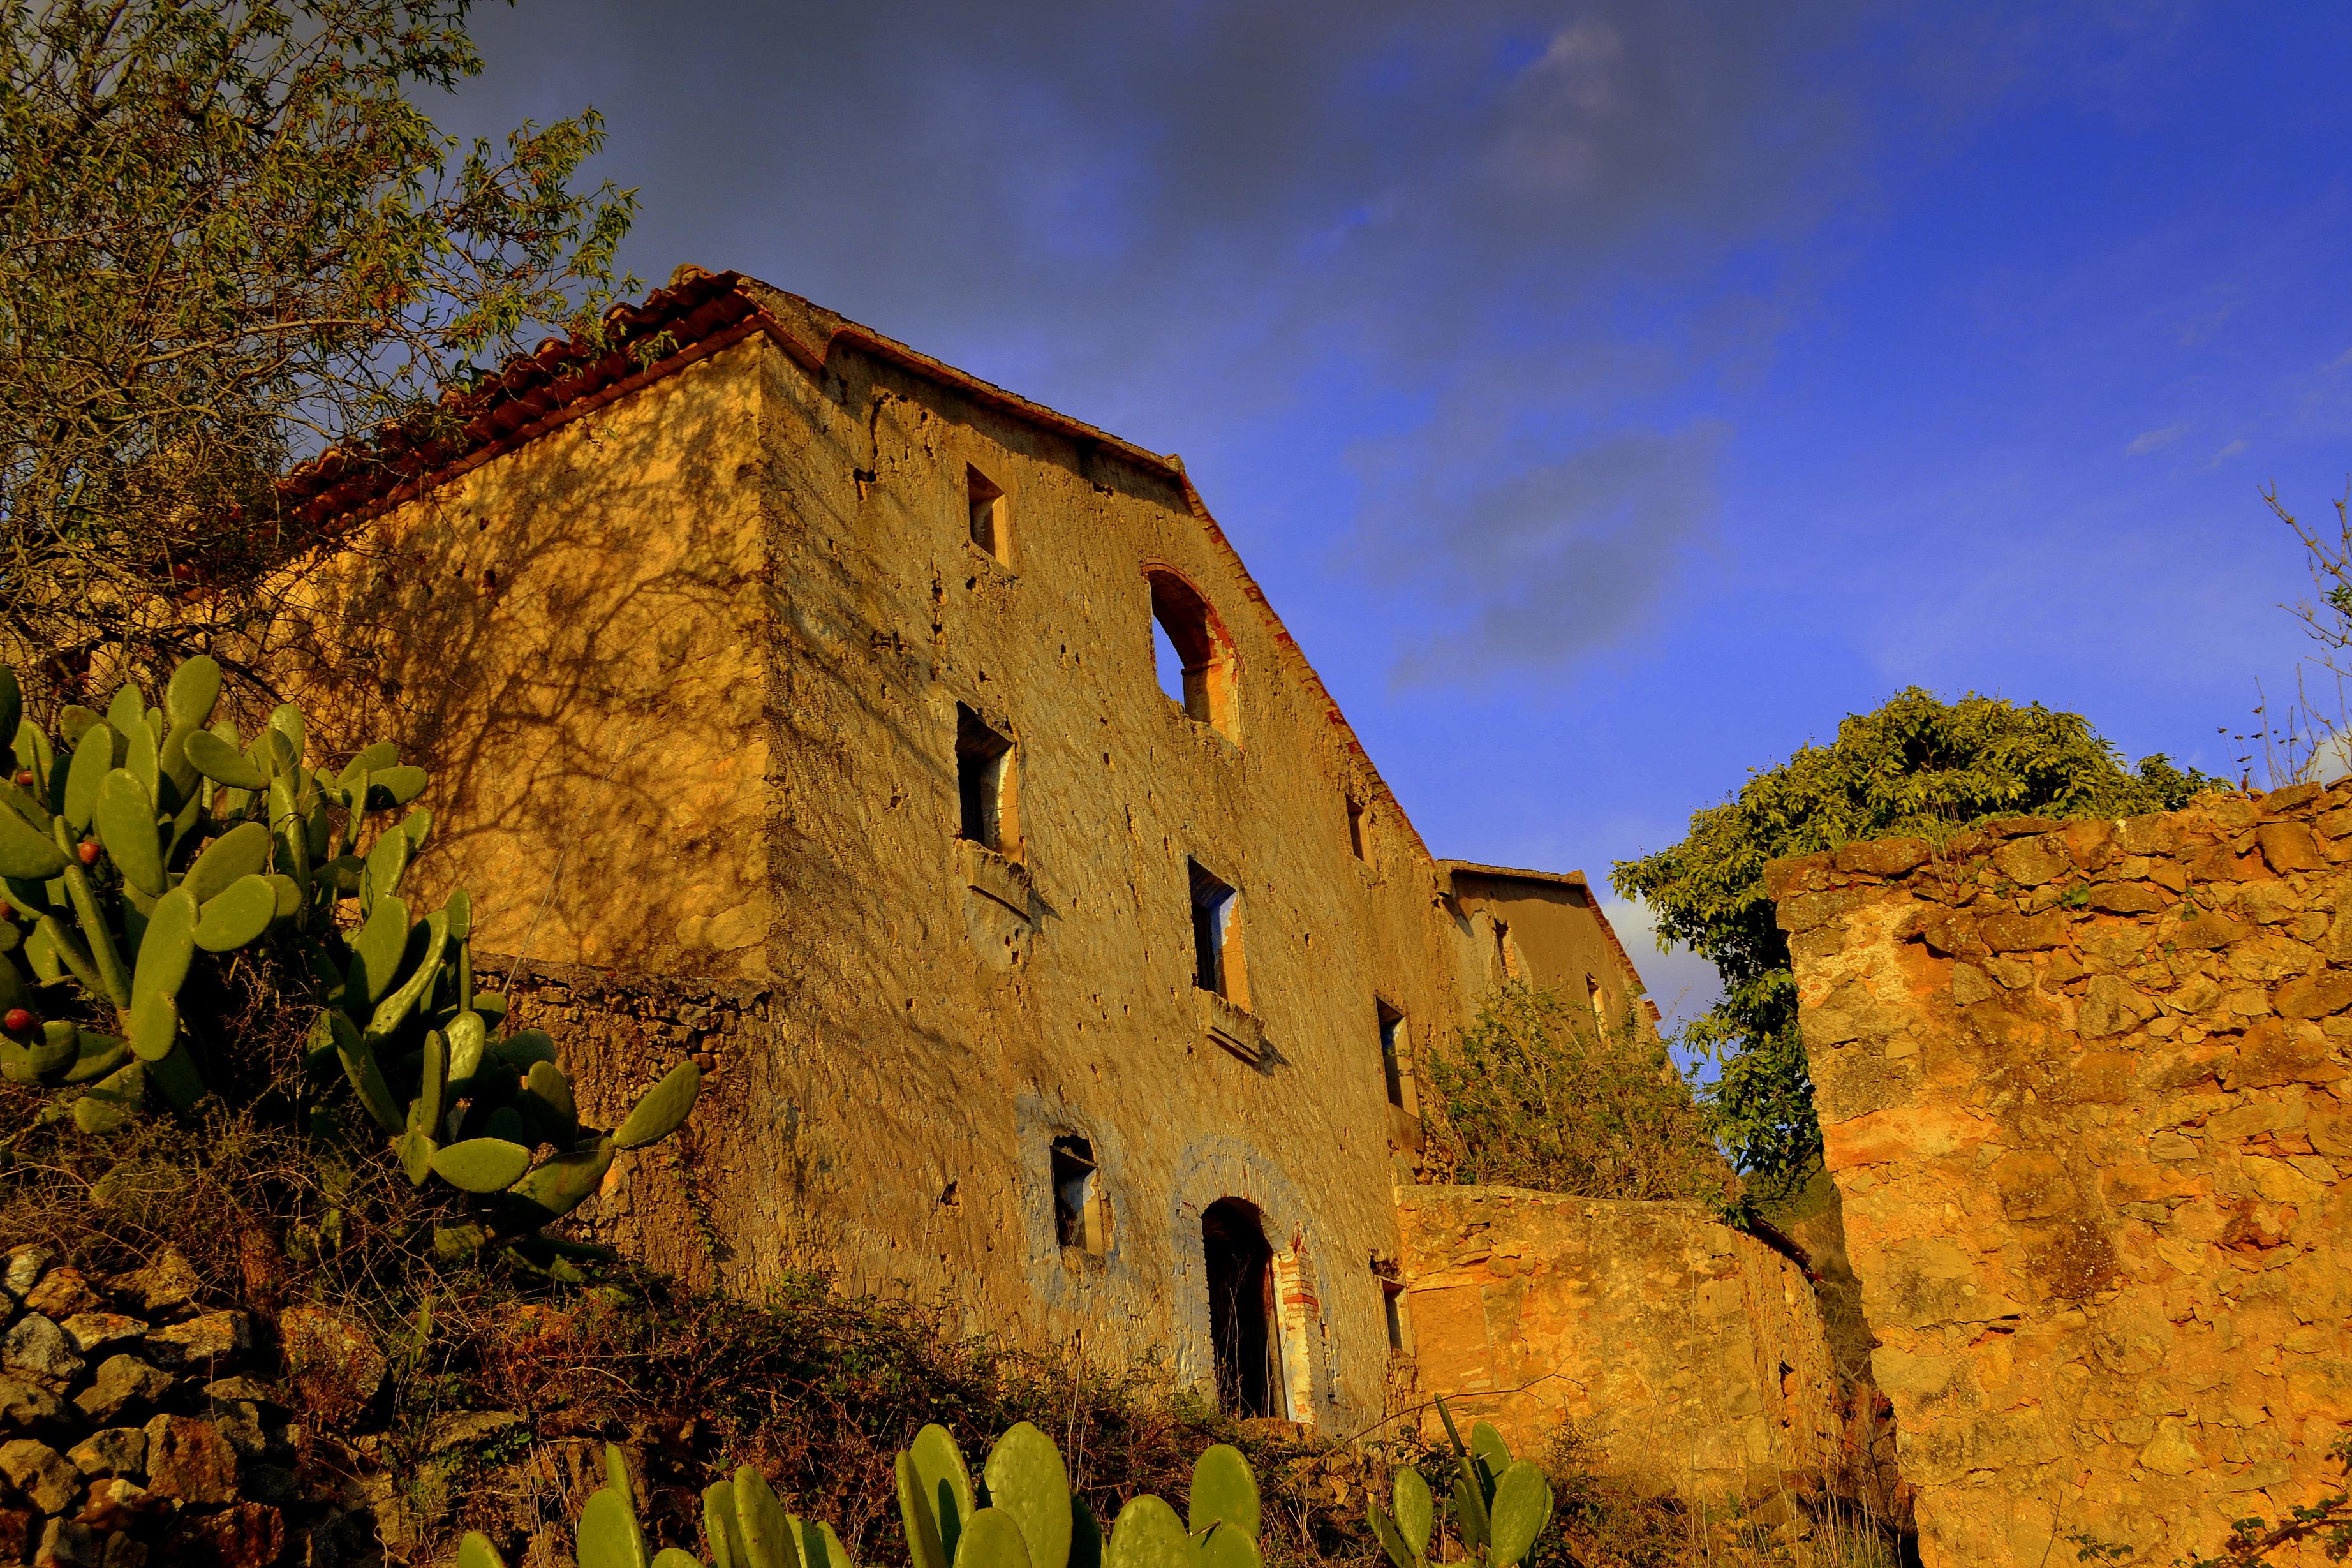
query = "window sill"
(1196, 987, 1266, 1067)
(963, 839, 1032, 917)
(963, 538, 1017, 579)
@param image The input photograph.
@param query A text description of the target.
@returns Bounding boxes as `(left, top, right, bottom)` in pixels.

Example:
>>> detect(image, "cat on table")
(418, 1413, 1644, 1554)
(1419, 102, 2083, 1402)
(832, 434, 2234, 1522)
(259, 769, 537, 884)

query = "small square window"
(967, 465, 1007, 561)
(956, 706, 1015, 852)
(1189, 860, 1240, 1001)
(1051, 1135, 1108, 1255)
(1376, 1002, 1406, 1108)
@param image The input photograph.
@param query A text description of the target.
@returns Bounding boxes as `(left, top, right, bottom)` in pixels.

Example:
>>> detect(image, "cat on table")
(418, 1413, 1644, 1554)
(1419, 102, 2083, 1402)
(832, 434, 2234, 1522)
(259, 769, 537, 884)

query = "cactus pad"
(457, 1534, 510, 1568)
(126, 990, 178, 1064)
(1185, 1446, 1257, 1542)
(71, 1060, 147, 1134)
(732, 1463, 795, 1568)
(705, 1480, 749, 1568)
(503, 1136, 614, 1228)
(429, 1137, 534, 1192)
(1191, 1528, 1258, 1568)
(193, 875, 276, 952)
(1468, 1424, 1509, 1497)
(954, 1510, 1035, 1568)
(983, 1423, 1072, 1568)
(163, 656, 221, 730)
(1391, 1469, 1432, 1560)
(0, 804, 63, 880)
(132, 888, 197, 1010)
(905, 1424, 976, 1568)
(184, 821, 272, 903)
(1365, 1502, 1419, 1568)
(184, 729, 267, 790)
(1486, 1463, 1551, 1568)
(614, 1060, 702, 1149)
(1101, 1497, 1187, 1568)
(575, 1484, 647, 1568)
(94, 769, 163, 894)
(345, 896, 411, 1006)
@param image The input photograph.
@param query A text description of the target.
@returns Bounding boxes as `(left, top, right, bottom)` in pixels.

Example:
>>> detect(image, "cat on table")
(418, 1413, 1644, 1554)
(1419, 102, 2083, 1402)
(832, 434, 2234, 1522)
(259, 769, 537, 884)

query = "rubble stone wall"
(1395, 1186, 1893, 1508)
(1771, 782, 2352, 1567)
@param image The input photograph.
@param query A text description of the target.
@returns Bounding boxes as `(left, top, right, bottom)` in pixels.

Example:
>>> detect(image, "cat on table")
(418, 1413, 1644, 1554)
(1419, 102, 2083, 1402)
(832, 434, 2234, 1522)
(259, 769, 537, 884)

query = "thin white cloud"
(2126, 422, 2187, 455)
(2208, 436, 2250, 466)
(1601, 897, 1723, 1037)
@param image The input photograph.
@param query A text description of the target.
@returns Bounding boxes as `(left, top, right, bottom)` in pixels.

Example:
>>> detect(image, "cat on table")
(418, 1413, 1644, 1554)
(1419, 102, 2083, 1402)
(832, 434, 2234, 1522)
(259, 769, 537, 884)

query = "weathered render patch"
(1773, 785, 2352, 1567)
(1395, 1186, 1897, 1511)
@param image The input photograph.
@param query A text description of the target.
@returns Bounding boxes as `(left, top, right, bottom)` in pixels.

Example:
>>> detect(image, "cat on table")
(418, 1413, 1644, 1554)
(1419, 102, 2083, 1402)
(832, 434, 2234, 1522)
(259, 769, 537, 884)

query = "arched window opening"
(1202, 1198, 1283, 1419)
(1145, 570, 1236, 739)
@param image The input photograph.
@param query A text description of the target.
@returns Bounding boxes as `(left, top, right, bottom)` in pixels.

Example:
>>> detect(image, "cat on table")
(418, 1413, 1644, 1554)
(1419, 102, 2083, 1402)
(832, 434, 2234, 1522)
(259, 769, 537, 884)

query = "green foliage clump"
(0, 0, 637, 684)
(1422, 984, 1724, 1203)
(1611, 686, 2217, 1189)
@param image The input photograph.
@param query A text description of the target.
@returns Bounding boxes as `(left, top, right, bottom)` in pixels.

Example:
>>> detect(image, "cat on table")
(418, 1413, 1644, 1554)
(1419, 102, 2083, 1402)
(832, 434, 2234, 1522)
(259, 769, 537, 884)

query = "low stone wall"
(1396, 1186, 1890, 1508)
(1772, 783, 2352, 1566)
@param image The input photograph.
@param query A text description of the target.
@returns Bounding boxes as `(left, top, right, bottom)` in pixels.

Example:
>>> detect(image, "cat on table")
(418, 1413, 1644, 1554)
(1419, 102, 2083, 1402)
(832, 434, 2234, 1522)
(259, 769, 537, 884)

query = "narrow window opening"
(1492, 917, 1518, 982)
(1345, 795, 1368, 861)
(1376, 1001, 1406, 1109)
(1586, 973, 1604, 1027)
(956, 706, 1014, 851)
(1377, 1266, 1407, 1352)
(1145, 570, 1236, 738)
(966, 465, 1006, 561)
(1189, 859, 1239, 1001)
(1203, 1198, 1282, 1419)
(1051, 1135, 1106, 1255)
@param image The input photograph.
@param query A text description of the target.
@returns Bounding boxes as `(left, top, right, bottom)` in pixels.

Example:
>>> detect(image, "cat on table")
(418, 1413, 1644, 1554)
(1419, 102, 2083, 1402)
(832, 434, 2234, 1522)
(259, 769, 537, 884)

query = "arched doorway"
(1202, 1198, 1283, 1419)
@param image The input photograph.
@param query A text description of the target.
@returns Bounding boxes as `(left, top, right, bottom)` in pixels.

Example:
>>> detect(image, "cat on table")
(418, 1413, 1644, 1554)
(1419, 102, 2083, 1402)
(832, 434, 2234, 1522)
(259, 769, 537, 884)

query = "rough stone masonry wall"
(1771, 782, 2352, 1567)
(1396, 1187, 1893, 1509)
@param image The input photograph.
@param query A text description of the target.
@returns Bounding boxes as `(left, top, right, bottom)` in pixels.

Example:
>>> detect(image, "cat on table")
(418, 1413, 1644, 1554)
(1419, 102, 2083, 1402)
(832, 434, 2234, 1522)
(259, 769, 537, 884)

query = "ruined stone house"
(277, 270, 1850, 1493)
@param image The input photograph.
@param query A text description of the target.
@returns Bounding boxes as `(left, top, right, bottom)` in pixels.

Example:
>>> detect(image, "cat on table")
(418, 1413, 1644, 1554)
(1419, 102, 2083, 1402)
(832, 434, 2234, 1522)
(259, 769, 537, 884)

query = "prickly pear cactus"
(0, 653, 702, 1268)
(1366, 1398, 1553, 1568)
(0, 656, 290, 1120)
(896, 1422, 1259, 1568)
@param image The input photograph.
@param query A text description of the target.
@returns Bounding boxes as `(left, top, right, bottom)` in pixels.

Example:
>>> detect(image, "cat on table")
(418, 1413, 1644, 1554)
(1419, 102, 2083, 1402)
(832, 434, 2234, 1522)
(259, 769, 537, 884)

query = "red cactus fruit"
(77, 840, 99, 866)
(3, 1009, 32, 1033)
(10, 771, 27, 787)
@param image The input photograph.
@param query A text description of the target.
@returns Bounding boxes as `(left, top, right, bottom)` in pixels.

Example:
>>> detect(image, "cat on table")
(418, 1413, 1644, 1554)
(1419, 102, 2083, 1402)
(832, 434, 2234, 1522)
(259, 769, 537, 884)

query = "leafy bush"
(1421, 984, 1726, 1203)
(1612, 686, 2216, 1190)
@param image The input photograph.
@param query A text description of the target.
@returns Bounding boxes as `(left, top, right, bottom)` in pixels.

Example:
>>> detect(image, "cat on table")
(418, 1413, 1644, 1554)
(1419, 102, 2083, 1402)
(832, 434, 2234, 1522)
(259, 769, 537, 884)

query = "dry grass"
(0, 1060, 1912, 1568)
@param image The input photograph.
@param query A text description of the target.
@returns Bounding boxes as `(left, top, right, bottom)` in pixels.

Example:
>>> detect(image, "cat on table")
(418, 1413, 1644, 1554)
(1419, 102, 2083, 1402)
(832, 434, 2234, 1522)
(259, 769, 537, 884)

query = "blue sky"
(448, 3, 2352, 1026)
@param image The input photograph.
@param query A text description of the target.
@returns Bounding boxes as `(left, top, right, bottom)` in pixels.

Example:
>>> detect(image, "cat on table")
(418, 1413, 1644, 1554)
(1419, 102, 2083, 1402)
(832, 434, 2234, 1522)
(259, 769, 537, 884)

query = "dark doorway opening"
(1202, 1197, 1282, 1419)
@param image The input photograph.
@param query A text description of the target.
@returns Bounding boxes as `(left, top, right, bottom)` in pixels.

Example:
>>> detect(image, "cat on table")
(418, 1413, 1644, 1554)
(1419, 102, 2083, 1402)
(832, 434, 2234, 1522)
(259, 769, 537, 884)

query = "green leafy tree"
(1611, 687, 2217, 1192)
(0, 0, 637, 693)
(1423, 983, 1726, 1202)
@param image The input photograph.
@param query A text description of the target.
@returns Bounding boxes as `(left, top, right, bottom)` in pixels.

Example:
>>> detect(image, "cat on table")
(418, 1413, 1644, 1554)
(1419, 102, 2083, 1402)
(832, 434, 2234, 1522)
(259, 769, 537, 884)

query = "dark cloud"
(447, 1, 1866, 674)
(1375, 422, 1727, 682)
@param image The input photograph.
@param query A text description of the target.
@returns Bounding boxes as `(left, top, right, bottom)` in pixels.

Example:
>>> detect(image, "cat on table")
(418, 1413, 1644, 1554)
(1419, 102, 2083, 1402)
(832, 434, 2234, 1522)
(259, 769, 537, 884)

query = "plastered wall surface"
(1772, 783, 2352, 1566)
(1396, 1186, 1871, 1505)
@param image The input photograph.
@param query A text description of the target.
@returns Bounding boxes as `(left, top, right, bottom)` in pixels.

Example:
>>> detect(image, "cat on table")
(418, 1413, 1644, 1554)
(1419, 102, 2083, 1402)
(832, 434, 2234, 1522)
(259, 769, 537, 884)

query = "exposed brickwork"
(1771, 782, 2352, 1565)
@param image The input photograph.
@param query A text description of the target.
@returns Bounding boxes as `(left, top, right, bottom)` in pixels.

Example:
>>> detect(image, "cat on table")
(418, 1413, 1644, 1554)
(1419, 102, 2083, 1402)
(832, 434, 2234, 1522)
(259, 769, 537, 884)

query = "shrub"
(1421, 984, 1726, 1204)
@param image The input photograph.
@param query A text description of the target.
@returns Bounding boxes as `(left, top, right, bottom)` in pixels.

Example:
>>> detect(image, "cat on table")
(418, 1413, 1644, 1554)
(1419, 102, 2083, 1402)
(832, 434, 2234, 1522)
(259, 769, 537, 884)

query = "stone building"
(277, 270, 1842, 1478)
